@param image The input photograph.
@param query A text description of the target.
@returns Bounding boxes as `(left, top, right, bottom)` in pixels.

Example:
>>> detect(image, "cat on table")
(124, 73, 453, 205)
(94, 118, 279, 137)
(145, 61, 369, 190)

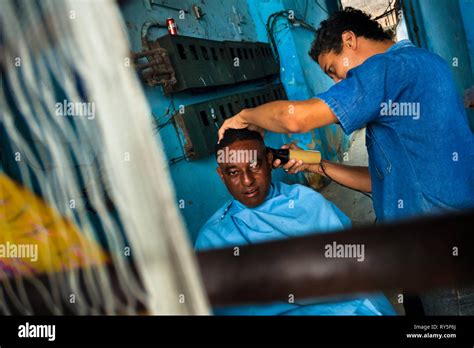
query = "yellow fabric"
(0, 173, 108, 278)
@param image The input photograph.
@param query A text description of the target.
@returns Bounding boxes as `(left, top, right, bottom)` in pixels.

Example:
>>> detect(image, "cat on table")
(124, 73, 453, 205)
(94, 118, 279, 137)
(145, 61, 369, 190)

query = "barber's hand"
(273, 143, 313, 174)
(217, 109, 264, 143)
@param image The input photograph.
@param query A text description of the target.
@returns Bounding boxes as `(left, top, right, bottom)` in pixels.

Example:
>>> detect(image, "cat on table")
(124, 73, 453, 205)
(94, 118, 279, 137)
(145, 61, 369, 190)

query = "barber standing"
(218, 8, 474, 315)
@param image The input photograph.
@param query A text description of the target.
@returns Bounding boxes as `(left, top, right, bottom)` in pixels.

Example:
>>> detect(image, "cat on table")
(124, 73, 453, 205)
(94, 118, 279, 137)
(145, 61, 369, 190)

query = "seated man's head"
(215, 128, 273, 208)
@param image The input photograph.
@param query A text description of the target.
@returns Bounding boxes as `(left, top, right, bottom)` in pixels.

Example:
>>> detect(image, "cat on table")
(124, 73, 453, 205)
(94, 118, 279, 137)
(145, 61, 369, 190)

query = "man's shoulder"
(277, 181, 351, 230)
(194, 200, 234, 250)
(373, 40, 447, 71)
(199, 200, 234, 231)
(278, 181, 325, 200)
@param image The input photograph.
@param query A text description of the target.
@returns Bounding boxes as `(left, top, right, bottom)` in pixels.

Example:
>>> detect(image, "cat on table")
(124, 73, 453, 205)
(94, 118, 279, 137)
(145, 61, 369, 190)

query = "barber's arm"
(276, 143, 372, 193)
(217, 98, 337, 142)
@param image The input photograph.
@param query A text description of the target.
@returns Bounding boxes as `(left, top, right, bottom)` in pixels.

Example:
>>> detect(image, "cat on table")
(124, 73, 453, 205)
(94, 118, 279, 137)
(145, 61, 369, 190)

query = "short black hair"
(215, 128, 263, 158)
(309, 7, 392, 62)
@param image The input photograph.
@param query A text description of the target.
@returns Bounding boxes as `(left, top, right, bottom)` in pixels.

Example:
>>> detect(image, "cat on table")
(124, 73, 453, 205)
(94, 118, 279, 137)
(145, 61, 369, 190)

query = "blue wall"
(248, 0, 349, 161)
(119, 0, 348, 241)
(459, 0, 474, 78)
(403, 0, 474, 130)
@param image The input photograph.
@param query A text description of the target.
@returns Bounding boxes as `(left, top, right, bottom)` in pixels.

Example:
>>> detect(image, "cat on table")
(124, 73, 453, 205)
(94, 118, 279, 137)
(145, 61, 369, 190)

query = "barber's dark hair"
(215, 128, 263, 158)
(309, 7, 392, 62)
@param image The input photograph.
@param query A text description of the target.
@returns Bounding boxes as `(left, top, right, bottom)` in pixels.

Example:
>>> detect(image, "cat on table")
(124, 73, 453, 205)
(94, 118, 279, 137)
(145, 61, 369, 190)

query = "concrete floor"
(317, 128, 405, 315)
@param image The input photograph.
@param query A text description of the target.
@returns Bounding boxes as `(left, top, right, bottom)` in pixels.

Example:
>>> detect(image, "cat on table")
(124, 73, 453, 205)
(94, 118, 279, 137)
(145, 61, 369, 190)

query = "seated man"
(195, 128, 396, 315)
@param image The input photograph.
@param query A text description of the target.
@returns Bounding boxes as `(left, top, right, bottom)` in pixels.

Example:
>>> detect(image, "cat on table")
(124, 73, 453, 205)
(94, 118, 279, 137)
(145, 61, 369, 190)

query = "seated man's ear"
(216, 167, 225, 183)
(266, 151, 273, 168)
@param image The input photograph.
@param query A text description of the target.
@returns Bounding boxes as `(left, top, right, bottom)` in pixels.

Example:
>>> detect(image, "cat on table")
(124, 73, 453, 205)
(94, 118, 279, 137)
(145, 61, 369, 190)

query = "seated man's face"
(216, 139, 273, 208)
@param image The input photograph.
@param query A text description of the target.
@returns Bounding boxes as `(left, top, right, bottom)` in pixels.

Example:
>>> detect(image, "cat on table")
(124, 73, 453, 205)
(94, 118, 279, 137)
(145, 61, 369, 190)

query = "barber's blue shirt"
(196, 182, 396, 315)
(317, 40, 474, 222)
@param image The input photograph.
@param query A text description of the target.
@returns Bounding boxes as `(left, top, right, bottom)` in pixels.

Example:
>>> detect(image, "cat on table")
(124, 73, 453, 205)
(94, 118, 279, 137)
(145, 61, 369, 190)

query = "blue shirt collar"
(386, 39, 415, 53)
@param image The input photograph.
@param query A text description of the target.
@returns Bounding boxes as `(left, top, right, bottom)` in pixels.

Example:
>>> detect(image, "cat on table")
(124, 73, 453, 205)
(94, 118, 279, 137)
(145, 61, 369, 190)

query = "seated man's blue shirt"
(195, 181, 396, 315)
(316, 40, 474, 222)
